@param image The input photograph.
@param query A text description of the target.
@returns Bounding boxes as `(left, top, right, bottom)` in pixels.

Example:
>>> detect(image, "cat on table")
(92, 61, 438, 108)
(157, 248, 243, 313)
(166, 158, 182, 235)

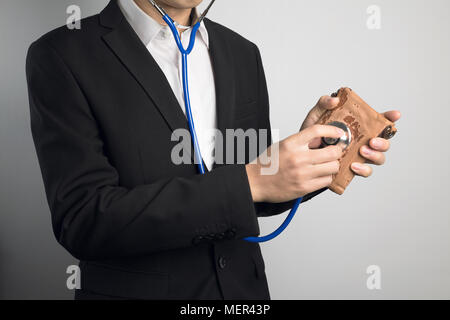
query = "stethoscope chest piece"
(322, 121, 352, 150)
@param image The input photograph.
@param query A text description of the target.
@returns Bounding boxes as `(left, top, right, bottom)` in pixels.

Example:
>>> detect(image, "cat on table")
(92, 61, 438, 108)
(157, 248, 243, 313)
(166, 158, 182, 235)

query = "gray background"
(0, 0, 449, 299)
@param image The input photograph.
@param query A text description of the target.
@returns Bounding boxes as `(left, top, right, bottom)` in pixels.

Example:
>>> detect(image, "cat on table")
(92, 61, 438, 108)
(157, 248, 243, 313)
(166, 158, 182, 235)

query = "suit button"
(218, 256, 227, 269)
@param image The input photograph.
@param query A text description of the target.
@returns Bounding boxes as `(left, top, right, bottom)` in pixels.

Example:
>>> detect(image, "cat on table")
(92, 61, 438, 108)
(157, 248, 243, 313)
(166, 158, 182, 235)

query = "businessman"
(26, 0, 400, 299)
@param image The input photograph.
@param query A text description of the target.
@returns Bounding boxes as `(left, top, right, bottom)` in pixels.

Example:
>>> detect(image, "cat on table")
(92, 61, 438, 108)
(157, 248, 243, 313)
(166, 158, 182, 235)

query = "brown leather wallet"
(316, 87, 397, 195)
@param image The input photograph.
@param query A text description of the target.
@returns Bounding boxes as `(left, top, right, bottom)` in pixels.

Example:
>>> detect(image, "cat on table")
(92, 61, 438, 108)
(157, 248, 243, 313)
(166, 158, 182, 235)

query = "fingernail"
(362, 146, 372, 155)
(352, 163, 363, 170)
(372, 138, 383, 148)
(327, 97, 338, 105)
(336, 128, 345, 136)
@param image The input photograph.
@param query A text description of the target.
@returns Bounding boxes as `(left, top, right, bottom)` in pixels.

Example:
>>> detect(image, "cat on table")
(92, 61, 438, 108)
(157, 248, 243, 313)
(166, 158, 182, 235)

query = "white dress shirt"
(118, 0, 217, 170)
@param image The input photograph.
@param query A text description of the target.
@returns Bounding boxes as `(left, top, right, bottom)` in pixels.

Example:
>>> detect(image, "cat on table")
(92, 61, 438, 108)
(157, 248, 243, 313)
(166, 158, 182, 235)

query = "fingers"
(351, 162, 373, 177)
(308, 137, 323, 149)
(308, 175, 334, 192)
(310, 146, 342, 164)
(316, 95, 340, 111)
(299, 95, 342, 132)
(360, 145, 386, 165)
(369, 138, 390, 152)
(310, 160, 340, 177)
(382, 110, 401, 122)
(298, 124, 345, 145)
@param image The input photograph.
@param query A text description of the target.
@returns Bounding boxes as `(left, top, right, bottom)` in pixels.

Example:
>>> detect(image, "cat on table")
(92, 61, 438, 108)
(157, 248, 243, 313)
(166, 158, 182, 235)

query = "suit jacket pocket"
(80, 262, 169, 300)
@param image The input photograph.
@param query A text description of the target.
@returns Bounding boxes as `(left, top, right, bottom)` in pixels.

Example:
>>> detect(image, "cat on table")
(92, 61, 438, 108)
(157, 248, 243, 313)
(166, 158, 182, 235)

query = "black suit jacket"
(26, 0, 323, 300)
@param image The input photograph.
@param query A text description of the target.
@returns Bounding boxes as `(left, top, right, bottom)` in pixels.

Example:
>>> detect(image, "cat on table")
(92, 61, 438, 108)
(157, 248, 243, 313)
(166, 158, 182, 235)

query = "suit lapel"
(205, 19, 237, 138)
(100, 0, 189, 135)
(99, 1, 237, 170)
(205, 19, 237, 169)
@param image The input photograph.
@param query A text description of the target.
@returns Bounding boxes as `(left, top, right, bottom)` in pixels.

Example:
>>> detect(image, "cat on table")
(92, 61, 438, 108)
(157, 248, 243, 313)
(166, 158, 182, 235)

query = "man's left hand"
(300, 95, 401, 178)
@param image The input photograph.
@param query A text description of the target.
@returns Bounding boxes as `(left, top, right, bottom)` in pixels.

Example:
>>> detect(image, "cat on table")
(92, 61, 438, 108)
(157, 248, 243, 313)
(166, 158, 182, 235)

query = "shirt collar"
(118, 0, 209, 48)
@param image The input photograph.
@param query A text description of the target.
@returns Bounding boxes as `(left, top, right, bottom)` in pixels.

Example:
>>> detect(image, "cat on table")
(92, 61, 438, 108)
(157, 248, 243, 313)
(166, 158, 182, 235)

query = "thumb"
(301, 96, 341, 131)
(297, 124, 345, 145)
(316, 96, 340, 111)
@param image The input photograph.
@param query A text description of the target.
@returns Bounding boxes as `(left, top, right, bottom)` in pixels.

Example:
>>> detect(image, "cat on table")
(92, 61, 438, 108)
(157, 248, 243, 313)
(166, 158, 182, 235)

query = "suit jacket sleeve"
(253, 44, 327, 217)
(26, 39, 260, 261)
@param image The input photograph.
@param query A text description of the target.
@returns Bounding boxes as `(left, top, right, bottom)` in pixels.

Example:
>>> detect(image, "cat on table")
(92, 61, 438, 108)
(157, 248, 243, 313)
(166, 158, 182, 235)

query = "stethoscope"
(148, 0, 352, 243)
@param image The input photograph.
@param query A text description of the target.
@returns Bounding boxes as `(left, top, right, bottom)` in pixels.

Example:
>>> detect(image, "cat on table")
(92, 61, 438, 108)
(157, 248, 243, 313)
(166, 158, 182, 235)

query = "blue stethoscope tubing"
(162, 14, 303, 243)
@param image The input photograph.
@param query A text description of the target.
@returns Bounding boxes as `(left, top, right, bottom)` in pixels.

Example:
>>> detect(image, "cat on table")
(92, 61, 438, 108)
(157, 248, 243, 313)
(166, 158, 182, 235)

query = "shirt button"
(218, 256, 227, 269)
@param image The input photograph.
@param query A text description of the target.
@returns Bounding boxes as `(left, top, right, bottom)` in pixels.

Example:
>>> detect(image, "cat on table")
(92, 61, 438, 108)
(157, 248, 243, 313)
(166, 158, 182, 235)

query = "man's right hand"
(246, 125, 345, 203)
